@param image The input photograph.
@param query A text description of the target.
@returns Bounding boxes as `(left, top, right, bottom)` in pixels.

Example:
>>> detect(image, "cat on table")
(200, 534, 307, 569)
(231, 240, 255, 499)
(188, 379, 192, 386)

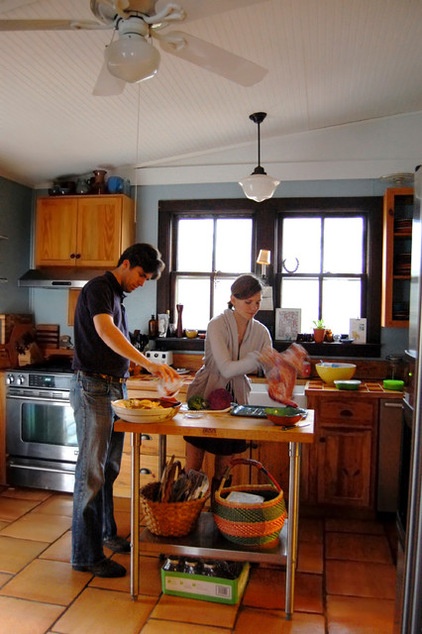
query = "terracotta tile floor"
(0, 486, 398, 634)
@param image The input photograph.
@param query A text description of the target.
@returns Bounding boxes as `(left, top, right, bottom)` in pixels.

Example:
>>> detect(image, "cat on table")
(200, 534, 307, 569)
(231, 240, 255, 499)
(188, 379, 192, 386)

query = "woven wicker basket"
(140, 481, 209, 537)
(213, 458, 287, 548)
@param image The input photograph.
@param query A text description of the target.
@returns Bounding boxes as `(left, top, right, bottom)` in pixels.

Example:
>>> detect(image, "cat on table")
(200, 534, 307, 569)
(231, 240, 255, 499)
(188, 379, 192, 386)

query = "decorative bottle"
(148, 314, 158, 338)
(176, 304, 184, 338)
(90, 169, 107, 194)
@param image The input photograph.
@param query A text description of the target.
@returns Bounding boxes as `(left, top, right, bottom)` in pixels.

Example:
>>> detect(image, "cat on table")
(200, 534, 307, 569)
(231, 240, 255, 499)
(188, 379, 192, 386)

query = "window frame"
(274, 198, 382, 345)
(157, 196, 382, 352)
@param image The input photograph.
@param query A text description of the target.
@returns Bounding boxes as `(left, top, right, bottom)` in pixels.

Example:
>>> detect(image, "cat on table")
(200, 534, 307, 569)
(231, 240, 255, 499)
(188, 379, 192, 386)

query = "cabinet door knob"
(75, 253, 81, 259)
(70, 253, 76, 259)
(140, 468, 152, 474)
(340, 409, 353, 417)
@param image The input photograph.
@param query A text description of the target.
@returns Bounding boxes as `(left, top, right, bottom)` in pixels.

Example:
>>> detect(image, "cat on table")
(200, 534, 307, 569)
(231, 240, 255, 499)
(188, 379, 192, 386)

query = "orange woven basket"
(212, 458, 287, 548)
(140, 481, 209, 537)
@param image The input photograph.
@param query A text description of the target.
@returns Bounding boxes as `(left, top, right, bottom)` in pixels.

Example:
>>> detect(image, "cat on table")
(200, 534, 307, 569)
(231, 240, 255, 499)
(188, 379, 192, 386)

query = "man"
(71, 243, 179, 578)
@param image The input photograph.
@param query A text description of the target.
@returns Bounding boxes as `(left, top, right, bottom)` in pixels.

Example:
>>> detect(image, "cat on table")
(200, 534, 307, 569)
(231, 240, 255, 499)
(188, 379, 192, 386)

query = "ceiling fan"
(0, 0, 269, 95)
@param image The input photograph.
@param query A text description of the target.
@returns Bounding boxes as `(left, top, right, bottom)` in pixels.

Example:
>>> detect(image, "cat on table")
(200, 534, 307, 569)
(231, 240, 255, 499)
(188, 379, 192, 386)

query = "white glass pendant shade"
(239, 172, 280, 203)
(106, 33, 160, 83)
(239, 112, 280, 202)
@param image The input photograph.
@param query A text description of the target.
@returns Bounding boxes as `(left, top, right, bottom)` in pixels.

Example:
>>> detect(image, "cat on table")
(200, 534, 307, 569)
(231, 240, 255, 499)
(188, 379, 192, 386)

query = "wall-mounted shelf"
(382, 187, 414, 327)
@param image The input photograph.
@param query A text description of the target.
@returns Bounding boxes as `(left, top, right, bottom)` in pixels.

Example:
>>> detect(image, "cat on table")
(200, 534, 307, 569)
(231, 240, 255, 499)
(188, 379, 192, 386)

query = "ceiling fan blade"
(93, 58, 126, 96)
(155, 0, 270, 24)
(159, 31, 267, 86)
(0, 19, 108, 31)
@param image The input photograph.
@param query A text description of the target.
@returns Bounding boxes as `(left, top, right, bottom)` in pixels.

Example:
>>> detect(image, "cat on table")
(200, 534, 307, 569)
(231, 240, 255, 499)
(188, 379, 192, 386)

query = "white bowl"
(112, 398, 181, 423)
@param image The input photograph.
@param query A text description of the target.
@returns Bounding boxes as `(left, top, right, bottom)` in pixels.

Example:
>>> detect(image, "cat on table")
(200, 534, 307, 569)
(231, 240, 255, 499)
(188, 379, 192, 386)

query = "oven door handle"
(6, 394, 70, 403)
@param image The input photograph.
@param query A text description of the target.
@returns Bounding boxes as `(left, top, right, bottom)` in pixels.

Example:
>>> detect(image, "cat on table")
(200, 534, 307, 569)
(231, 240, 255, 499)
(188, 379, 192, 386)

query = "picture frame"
(275, 308, 301, 341)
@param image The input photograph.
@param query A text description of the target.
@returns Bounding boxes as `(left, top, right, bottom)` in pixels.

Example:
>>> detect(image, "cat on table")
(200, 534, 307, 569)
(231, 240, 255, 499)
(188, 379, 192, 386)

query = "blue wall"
(18, 178, 408, 357)
(0, 176, 32, 314)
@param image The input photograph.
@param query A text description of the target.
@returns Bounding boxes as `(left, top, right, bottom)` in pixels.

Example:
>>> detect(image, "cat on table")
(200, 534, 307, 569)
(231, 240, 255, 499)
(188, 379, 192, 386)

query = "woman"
(184, 274, 272, 491)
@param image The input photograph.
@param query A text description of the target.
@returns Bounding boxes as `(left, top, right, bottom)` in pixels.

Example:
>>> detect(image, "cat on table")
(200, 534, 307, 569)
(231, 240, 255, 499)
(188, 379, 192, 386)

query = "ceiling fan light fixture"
(239, 112, 280, 203)
(105, 16, 160, 83)
(106, 32, 160, 82)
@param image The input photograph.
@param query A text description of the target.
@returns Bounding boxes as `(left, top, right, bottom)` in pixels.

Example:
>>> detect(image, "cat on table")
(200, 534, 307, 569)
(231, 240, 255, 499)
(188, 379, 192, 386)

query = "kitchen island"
(114, 408, 314, 619)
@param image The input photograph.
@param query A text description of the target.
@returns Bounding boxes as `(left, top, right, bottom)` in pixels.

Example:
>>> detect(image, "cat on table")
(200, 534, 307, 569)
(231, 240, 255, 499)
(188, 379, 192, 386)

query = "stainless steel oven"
(5, 368, 77, 493)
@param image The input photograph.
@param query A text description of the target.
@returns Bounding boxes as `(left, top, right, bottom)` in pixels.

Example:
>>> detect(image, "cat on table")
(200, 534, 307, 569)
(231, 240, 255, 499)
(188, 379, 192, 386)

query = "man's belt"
(76, 370, 127, 384)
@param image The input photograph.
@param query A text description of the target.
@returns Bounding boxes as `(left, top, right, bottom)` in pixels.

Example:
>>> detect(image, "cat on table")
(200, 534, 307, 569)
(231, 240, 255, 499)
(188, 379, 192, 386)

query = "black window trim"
(157, 196, 383, 356)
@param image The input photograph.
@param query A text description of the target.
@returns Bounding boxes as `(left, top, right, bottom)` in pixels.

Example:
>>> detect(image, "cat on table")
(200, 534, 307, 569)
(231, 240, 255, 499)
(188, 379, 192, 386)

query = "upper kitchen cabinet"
(381, 187, 414, 328)
(35, 195, 135, 268)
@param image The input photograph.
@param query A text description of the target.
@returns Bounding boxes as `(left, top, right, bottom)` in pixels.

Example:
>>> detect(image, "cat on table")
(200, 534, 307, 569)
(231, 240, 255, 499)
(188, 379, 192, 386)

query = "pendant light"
(239, 112, 280, 203)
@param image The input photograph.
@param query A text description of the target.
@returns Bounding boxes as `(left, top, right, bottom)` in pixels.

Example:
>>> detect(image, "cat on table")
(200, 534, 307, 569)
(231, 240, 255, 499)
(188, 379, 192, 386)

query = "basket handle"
(221, 458, 281, 492)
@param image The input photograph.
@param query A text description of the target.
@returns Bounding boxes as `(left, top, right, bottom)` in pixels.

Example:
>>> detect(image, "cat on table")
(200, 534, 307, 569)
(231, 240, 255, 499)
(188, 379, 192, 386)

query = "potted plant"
(312, 319, 326, 343)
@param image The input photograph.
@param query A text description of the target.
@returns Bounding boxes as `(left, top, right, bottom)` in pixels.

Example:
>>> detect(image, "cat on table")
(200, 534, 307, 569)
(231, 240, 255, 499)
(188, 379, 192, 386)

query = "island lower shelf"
(138, 511, 288, 566)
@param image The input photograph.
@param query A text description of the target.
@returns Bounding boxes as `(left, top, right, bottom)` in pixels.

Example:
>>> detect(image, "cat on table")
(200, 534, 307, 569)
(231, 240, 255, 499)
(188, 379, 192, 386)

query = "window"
(175, 217, 253, 329)
(157, 197, 382, 350)
(157, 200, 257, 331)
(280, 214, 366, 335)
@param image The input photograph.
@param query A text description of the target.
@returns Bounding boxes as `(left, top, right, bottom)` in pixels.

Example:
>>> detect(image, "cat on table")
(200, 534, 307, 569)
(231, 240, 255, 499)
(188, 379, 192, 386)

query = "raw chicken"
(259, 343, 308, 407)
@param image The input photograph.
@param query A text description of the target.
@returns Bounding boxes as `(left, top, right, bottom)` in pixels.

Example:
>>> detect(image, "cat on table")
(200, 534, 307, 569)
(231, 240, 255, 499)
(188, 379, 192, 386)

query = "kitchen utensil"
(334, 379, 362, 390)
(315, 362, 356, 384)
(156, 376, 184, 398)
(111, 398, 181, 423)
(383, 379, 404, 391)
(264, 406, 307, 426)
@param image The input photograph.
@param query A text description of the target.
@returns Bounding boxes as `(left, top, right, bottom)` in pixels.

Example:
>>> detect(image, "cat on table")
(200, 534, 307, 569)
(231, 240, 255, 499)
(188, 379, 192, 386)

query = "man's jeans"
(70, 373, 127, 567)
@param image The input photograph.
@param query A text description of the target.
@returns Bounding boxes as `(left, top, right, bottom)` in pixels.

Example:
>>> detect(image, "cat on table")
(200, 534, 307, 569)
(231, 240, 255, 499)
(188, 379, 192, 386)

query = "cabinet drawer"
(319, 398, 376, 425)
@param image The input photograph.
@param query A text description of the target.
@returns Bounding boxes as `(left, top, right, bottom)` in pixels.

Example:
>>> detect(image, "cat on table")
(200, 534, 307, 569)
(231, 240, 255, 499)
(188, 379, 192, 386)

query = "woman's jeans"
(70, 372, 127, 567)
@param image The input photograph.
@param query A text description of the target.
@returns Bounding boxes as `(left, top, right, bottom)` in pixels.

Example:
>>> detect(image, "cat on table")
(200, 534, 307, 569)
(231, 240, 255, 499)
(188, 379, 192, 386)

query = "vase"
(176, 304, 184, 338)
(313, 328, 326, 343)
(90, 169, 107, 194)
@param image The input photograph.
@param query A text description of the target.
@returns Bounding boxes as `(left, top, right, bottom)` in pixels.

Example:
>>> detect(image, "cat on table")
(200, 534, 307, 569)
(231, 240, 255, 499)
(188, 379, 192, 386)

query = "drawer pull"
(141, 434, 152, 441)
(340, 409, 353, 417)
(140, 468, 152, 474)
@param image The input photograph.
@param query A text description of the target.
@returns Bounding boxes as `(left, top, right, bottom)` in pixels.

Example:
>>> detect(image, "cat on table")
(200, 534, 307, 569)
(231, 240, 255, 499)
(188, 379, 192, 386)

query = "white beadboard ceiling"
(0, 0, 421, 188)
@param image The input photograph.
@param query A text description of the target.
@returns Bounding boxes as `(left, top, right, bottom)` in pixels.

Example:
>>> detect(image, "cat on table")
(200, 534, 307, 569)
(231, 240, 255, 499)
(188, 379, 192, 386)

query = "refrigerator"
(398, 164, 422, 633)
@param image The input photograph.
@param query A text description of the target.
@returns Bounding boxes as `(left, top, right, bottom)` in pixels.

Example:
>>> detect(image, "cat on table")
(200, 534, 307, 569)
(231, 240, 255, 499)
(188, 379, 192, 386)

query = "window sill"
(154, 337, 381, 358)
(274, 341, 381, 358)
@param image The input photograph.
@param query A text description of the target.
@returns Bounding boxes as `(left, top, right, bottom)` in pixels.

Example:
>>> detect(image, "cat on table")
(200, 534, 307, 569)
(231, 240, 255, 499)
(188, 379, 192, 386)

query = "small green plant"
(313, 319, 326, 329)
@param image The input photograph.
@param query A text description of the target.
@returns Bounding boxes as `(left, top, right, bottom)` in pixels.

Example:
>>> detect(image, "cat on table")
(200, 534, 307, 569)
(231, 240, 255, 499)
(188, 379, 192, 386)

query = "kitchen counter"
(305, 379, 403, 398)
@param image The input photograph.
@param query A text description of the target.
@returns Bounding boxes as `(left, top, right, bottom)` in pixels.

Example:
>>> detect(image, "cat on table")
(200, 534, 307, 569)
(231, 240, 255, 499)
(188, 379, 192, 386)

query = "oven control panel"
(6, 371, 73, 391)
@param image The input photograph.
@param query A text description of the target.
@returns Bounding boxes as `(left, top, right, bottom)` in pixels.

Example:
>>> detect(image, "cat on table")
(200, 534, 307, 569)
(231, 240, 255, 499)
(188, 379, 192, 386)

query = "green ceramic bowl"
(334, 380, 362, 390)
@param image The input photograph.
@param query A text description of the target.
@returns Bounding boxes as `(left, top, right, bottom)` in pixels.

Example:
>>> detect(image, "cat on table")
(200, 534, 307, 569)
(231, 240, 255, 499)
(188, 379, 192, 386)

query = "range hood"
(18, 268, 105, 288)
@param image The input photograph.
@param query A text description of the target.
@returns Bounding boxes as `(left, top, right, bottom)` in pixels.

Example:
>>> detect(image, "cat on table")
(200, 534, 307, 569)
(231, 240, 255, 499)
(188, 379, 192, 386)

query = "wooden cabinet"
(304, 393, 378, 509)
(382, 187, 414, 327)
(35, 195, 135, 268)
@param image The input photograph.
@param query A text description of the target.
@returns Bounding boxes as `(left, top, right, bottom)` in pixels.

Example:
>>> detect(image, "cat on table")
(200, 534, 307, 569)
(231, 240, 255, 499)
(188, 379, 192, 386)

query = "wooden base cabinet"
(303, 393, 378, 509)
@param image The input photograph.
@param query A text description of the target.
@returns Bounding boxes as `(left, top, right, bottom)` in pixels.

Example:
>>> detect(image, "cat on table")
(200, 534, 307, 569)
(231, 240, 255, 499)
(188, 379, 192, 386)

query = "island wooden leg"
(285, 441, 301, 619)
(130, 431, 141, 599)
